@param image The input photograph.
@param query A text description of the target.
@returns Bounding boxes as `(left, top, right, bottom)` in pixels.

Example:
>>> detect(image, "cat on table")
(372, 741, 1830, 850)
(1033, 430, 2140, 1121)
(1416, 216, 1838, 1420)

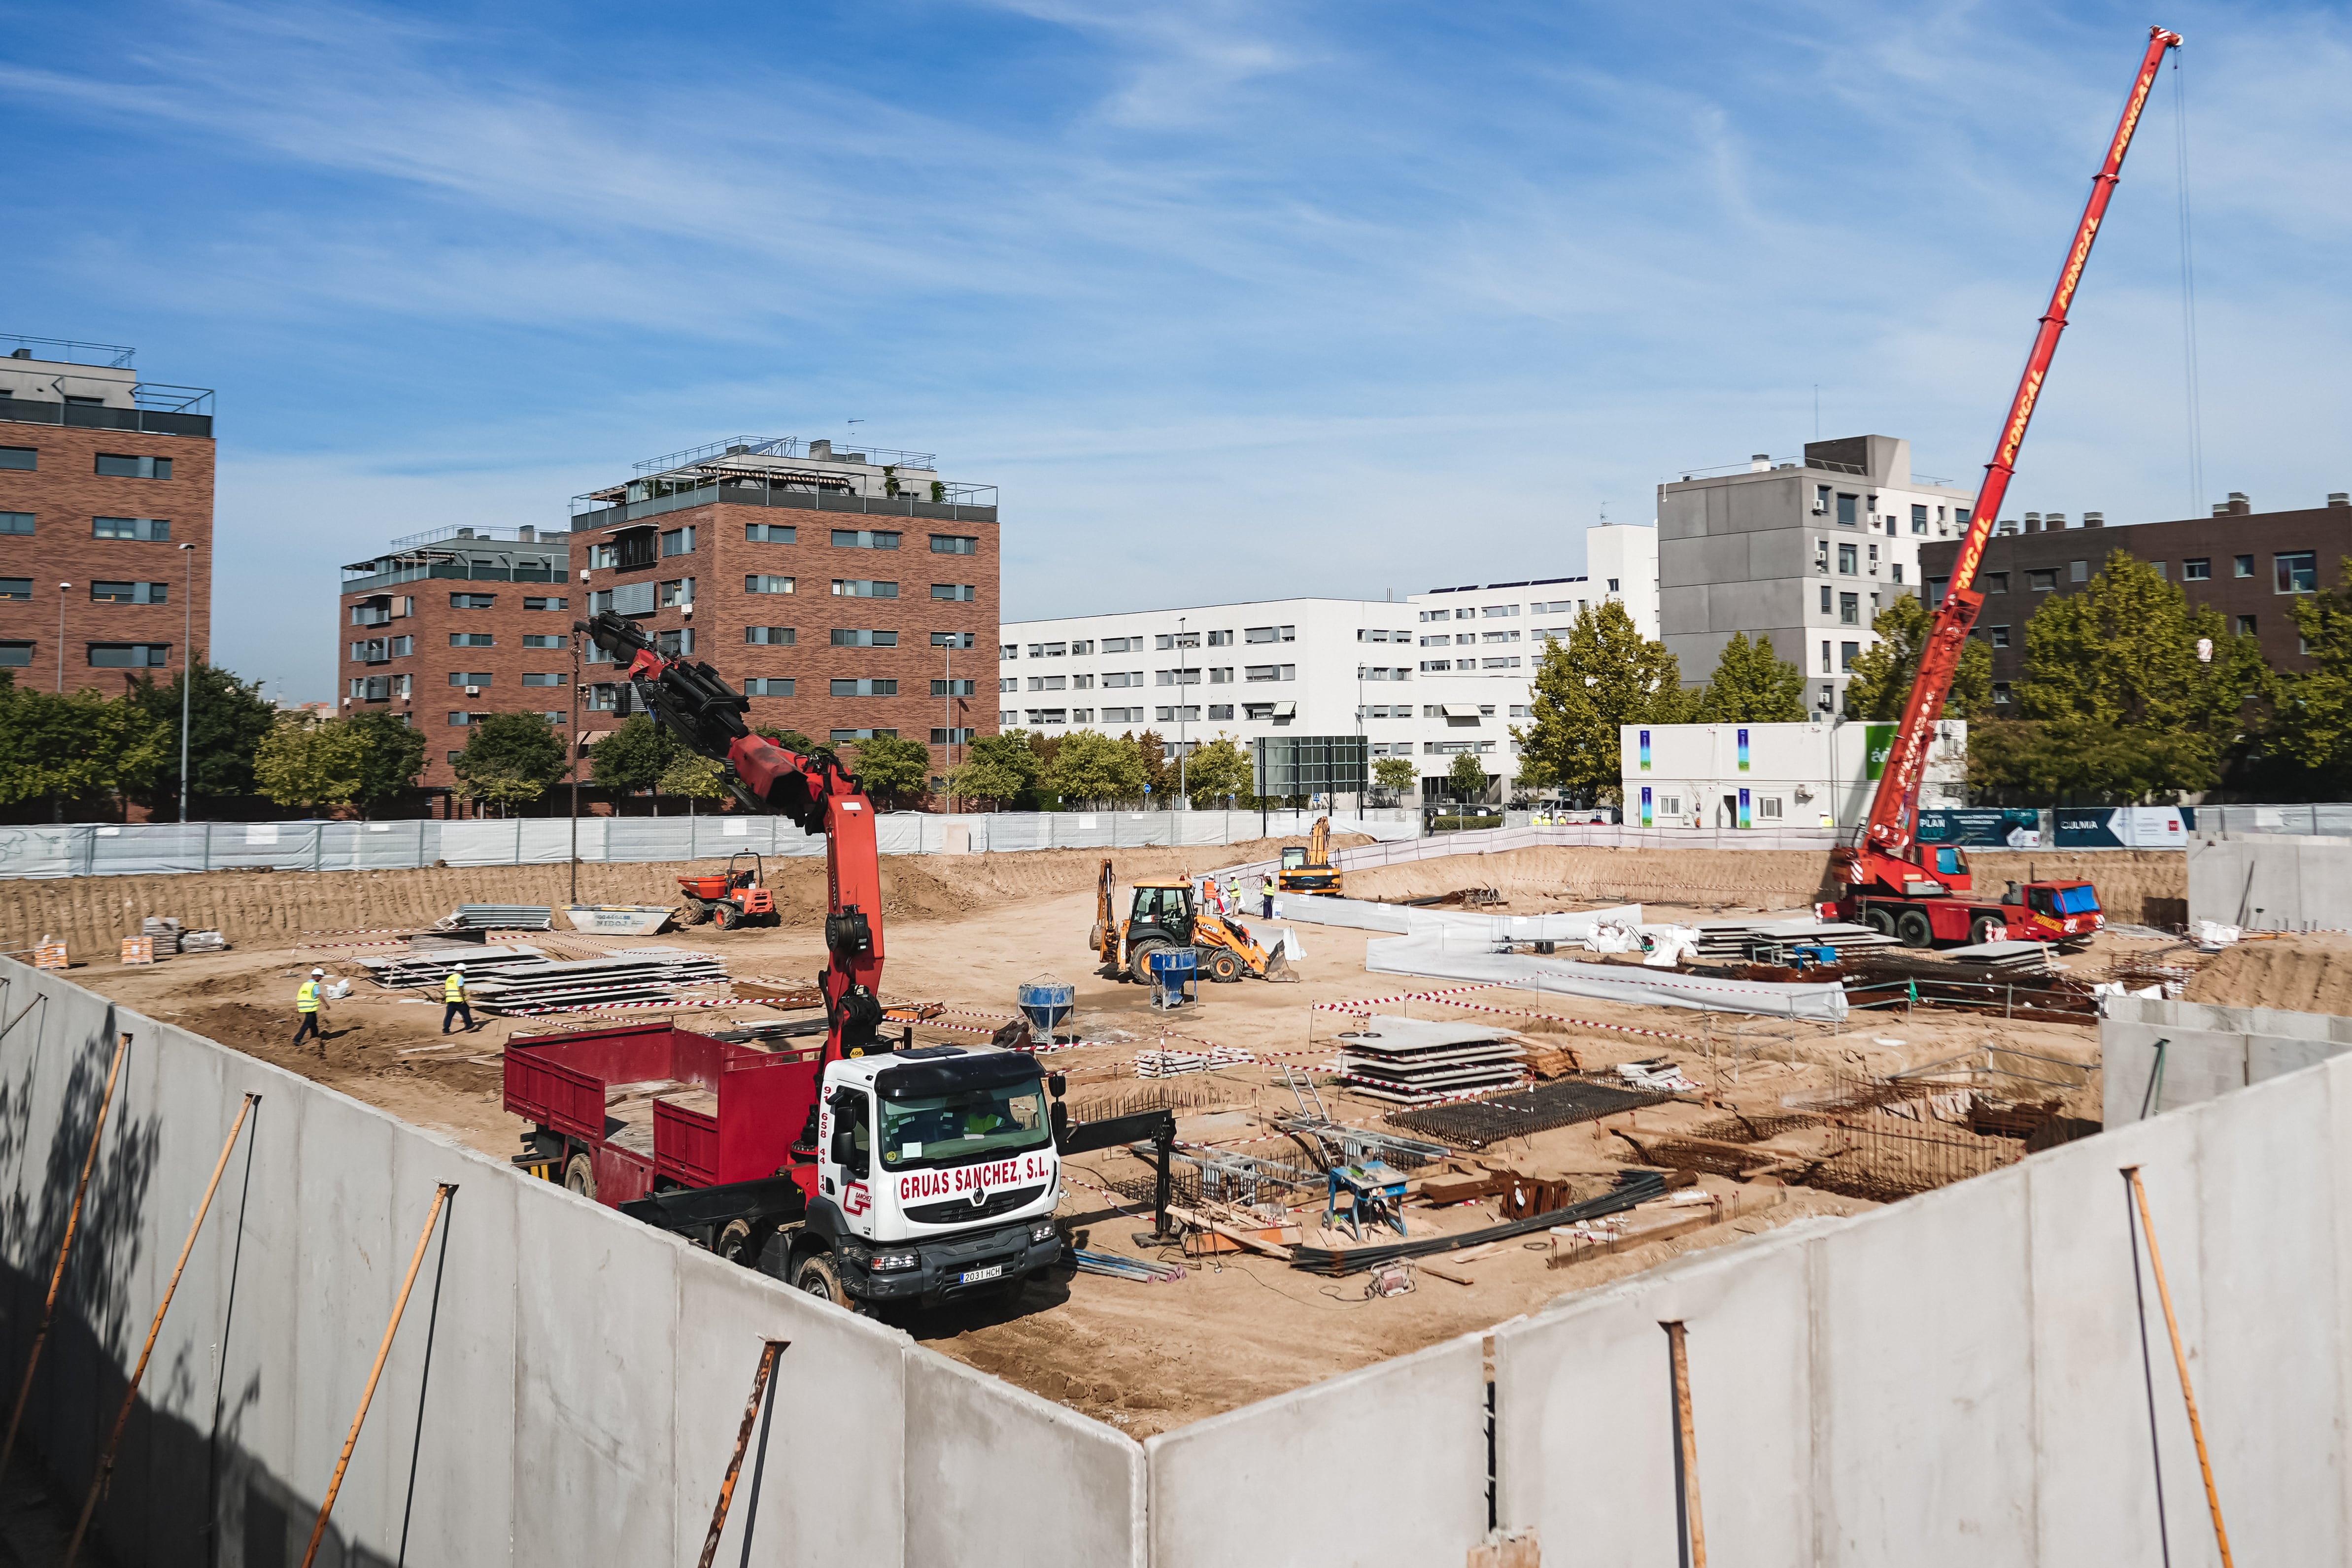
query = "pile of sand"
(2186, 933, 2352, 1013)
(1340, 846, 1836, 909)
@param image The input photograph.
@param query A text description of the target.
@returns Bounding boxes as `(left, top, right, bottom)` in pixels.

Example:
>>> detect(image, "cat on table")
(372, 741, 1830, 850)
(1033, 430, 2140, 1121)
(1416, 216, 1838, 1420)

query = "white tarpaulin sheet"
(1257, 895, 1646, 940)
(1363, 929, 1849, 1023)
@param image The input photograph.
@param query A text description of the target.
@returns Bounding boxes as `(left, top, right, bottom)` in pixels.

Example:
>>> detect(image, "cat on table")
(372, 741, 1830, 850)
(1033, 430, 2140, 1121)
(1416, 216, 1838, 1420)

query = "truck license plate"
(958, 1264, 1004, 1285)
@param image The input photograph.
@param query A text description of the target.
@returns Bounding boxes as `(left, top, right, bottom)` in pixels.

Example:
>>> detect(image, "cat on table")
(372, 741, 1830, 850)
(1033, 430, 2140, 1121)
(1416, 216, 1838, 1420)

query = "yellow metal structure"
(1090, 861, 1298, 984)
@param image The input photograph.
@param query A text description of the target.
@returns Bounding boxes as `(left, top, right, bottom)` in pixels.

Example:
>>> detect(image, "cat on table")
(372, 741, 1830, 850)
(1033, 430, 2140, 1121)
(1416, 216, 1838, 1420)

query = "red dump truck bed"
(504, 1021, 821, 1207)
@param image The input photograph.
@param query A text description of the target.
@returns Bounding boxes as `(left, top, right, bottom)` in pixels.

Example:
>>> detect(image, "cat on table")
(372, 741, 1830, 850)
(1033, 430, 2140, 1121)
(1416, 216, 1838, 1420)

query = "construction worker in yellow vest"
(293, 967, 326, 1049)
(443, 964, 474, 1034)
(1261, 872, 1275, 919)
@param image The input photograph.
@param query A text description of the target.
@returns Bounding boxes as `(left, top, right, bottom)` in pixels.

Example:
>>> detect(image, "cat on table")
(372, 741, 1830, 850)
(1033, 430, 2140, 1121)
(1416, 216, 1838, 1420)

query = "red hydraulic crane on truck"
(497, 612, 1176, 1316)
(1830, 26, 2182, 951)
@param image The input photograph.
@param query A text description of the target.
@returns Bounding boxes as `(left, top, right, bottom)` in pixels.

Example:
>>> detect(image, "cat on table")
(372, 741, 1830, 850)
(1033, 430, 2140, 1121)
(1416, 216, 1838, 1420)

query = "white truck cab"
(805, 1044, 1064, 1308)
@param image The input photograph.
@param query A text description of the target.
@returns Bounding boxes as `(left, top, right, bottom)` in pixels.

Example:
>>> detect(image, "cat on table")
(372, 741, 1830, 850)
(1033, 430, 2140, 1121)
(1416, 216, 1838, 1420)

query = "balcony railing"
(0, 391, 213, 439)
(570, 477, 997, 531)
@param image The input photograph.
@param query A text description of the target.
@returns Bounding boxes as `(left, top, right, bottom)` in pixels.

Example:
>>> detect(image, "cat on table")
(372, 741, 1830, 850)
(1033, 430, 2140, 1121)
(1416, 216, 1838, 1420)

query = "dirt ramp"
(1339, 846, 1836, 909)
(2186, 934, 2352, 1012)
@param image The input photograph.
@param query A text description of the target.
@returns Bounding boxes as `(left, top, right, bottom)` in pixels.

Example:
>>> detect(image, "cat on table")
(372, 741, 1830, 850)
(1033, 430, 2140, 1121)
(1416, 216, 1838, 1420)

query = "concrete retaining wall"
(2101, 992, 2352, 1125)
(2187, 833, 2352, 929)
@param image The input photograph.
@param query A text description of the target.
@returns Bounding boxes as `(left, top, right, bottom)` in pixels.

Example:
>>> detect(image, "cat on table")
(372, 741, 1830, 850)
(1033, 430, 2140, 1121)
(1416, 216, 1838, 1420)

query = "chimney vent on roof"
(725, 444, 750, 456)
(2024, 511, 2042, 533)
(2083, 511, 2104, 528)
(7, 348, 27, 359)
(809, 439, 832, 459)
(2330, 493, 2350, 509)
(2046, 511, 2067, 530)
(1749, 453, 1771, 472)
(2224, 491, 2251, 516)
(456, 527, 474, 538)
(517, 525, 535, 543)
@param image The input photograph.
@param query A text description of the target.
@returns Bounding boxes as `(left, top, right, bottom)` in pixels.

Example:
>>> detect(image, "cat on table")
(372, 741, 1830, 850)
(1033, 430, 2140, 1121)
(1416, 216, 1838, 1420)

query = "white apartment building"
(999, 524, 1657, 802)
(1656, 436, 1975, 715)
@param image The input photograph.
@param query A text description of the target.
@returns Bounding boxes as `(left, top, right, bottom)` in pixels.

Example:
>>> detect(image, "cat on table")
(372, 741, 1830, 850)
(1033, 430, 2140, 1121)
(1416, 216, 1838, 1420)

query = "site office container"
(504, 1021, 819, 1204)
(1617, 719, 1966, 830)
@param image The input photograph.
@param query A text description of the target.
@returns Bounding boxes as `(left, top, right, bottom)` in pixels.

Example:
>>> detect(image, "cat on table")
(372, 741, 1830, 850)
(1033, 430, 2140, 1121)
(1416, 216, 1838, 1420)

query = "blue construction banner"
(1918, 809, 2043, 848)
(2054, 806, 2194, 848)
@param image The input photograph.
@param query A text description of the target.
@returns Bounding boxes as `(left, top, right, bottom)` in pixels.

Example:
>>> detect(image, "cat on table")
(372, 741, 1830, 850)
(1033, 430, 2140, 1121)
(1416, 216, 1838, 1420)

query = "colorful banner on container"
(1638, 729, 1651, 771)
(1737, 786, 1751, 829)
(1865, 723, 1896, 781)
(1737, 728, 1749, 772)
(1639, 785, 1652, 827)
(1918, 809, 2043, 848)
(2054, 806, 2194, 848)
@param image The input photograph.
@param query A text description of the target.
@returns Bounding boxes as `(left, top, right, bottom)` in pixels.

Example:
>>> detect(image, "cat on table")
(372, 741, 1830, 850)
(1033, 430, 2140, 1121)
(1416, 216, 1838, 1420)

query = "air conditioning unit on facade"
(465, 685, 481, 696)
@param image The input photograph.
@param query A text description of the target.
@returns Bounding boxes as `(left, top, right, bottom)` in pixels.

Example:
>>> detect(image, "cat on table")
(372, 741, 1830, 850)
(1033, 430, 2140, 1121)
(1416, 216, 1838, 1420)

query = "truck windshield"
(879, 1080, 1049, 1171)
(2053, 885, 2100, 915)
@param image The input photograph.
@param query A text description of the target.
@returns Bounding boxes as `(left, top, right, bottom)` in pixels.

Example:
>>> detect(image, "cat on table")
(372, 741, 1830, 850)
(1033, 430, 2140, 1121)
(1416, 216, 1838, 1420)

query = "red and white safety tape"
(297, 939, 414, 952)
(1313, 983, 1508, 1014)
(493, 995, 741, 1017)
(1424, 998, 1704, 1045)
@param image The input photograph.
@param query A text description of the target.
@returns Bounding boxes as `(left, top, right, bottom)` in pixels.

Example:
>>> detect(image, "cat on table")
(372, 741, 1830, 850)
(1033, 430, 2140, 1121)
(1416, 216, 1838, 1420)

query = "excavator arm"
(1843, 26, 2181, 893)
(582, 611, 887, 1060)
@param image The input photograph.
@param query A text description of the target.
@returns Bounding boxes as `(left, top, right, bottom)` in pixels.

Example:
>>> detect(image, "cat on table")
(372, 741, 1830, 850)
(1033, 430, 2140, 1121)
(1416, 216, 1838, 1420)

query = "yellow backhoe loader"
(1090, 860, 1298, 984)
(1276, 816, 1342, 897)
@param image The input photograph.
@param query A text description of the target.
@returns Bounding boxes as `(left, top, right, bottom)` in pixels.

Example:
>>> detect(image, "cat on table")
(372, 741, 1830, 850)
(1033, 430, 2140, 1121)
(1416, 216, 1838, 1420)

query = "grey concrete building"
(1657, 435, 1976, 714)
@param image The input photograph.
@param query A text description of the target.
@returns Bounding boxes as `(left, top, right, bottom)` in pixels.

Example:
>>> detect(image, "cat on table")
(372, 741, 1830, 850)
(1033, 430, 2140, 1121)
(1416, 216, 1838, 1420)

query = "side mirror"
(829, 1128, 856, 1166)
(1047, 1072, 1066, 1098)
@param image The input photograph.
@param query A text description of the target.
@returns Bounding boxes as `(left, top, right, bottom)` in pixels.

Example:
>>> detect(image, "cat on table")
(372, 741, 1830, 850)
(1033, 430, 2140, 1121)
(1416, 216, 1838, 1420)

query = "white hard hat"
(310, 968, 325, 977)
(453, 963, 466, 972)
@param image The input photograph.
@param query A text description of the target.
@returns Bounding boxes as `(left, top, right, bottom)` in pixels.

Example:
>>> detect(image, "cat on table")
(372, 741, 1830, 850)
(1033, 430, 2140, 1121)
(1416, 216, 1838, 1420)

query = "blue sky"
(5, 0, 2346, 700)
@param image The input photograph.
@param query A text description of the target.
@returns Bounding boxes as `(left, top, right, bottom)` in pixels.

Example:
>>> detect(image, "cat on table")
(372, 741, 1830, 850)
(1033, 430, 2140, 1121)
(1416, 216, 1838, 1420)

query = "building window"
(94, 454, 171, 480)
(831, 579, 897, 598)
(448, 671, 493, 686)
(747, 576, 797, 595)
(522, 634, 564, 648)
(1838, 543, 1857, 575)
(1001, 643, 1019, 658)
(1836, 493, 1858, 526)
(2069, 559, 2088, 583)
(1891, 563, 1904, 585)
(1154, 706, 1201, 723)
(1244, 664, 1295, 682)
(389, 636, 413, 656)
(587, 685, 617, 712)
(1814, 539, 1829, 574)
(744, 626, 797, 647)
(1840, 641, 1859, 672)
(1991, 682, 2012, 706)
(929, 535, 978, 554)
(90, 581, 167, 605)
(654, 628, 692, 657)
(1205, 704, 1233, 720)
(448, 712, 476, 726)
(1244, 625, 1296, 643)
(830, 729, 897, 741)
(931, 583, 975, 602)
(1818, 584, 1832, 614)
(931, 631, 975, 648)
(1030, 642, 1067, 657)
(831, 529, 901, 550)
(1839, 592, 1859, 625)
(660, 526, 694, 557)
(1206, 629, 1234, 647)
(2183, 558, 2211, 580)
(452, 593, 495, 609)
(1759, 796, 1784, 819)
(2234, 554, 2254, 579)
(743, 678, 796, 696)
(2027, 570, 2057, 592)
(932, 727, 976, 743)
(450, 632, 494, 648)
(1910, 504, 1928, 534)
(933, 679, 975, 696)
(2236, 615, 2257, 637)
(745, 523, 796, 543)
(522, 596, 569, 611)
(93, 516, 170, 542)
(521, 672, 567, 687)
(830, 678, 898, 696)
(0, 447, 35, 471)
(1983, 572, 2007, 594)
(1028, 676, 1067, 692)
(658, 578, 692, 608)
(1420, 659, 1452, 672)
(1989, 625, 2010, 648)
(0, 513, 33, 535)
(87, 643, 170, 668)
(2277, 552, 2319, 593)
(831, 629, 898, 647)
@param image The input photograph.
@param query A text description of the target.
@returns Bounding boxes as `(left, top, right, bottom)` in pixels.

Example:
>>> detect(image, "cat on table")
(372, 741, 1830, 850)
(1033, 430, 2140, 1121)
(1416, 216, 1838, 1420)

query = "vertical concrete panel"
(906, 1349, 1141, 1568)
(1811, 1168, 2038, 1565)
(511, 1178, 681, 1567)
(1148, 1332, 1484, 1568)
(669, 1258, 909, 1567)
(1495, 1227, 1824, 1568)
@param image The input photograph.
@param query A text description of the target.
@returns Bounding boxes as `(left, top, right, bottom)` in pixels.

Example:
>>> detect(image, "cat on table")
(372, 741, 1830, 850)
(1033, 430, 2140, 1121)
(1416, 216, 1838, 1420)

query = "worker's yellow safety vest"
(443, 973, 465, 1003)
(297, 980, 320, 1014)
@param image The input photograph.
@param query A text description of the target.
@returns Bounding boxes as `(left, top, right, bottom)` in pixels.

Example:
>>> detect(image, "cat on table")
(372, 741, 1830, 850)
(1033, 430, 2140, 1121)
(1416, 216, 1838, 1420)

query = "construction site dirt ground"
(42, 842, 2209, 1437)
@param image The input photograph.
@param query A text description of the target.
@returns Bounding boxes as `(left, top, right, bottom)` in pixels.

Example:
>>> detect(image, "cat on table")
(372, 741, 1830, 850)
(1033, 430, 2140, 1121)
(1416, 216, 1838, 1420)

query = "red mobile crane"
(1830, 27, 2182, 950)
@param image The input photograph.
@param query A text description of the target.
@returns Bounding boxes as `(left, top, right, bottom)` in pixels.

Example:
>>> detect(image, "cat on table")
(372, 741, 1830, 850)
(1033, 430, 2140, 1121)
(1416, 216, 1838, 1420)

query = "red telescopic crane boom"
(1842, 25, 2182, 896)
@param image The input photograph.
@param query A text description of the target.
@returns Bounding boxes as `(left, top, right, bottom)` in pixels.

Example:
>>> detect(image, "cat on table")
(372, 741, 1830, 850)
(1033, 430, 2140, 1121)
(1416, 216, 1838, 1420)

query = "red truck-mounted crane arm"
(582, 610, 888, 1061)
(1841, 25, 2181, 900)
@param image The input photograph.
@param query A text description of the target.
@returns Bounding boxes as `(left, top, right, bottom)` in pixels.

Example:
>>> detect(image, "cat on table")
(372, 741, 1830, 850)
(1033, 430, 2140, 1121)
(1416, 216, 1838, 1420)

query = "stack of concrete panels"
(1694, 918, 1897, 963)
(1333, 1014, 1526, 1104)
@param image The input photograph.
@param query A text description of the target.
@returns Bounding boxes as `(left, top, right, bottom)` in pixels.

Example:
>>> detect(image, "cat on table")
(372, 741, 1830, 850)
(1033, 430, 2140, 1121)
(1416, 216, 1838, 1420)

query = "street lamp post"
(942, 645, 952, 812)
(569, 626, 582, 906)
(178, 544, 195, 823)
(1177, 615, 1187, 807)
(55, 583, 69, 693)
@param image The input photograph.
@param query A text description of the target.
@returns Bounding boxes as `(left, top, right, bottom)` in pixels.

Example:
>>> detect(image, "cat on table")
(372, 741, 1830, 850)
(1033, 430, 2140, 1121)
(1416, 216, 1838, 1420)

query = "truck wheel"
(1895, 909, 1935, 949)
(681, 898, 711, 926)
(793, 1252, 857, 1311)
(1862, 907, 1896, 938)
(1971, 915, 2007, 945)
(1128, 940, 1167, 986)
(713, 900, 741, 931)
(563, 1153, 597, 1200)
(1206, 949, 1243, 984)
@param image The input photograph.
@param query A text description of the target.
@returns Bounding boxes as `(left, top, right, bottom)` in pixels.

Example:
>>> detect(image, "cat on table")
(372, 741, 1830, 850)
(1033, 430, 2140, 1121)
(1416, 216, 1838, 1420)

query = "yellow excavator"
(1091, 860, 1298, 984)
(1276, 816, 1342, 897)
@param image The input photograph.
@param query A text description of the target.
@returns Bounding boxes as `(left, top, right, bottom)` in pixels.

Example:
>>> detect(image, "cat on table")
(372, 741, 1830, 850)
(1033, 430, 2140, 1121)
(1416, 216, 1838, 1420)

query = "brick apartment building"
(0, 336, 214, 694)
(1921, 490, 2352, 708)
(337, 526, 576, 793)
(571, 436, 999, 784)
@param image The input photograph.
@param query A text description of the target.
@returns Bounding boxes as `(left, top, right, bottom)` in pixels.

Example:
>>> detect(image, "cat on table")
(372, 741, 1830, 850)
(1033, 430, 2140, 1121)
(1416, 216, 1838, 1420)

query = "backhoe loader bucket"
(1262, 945, 1300, 983)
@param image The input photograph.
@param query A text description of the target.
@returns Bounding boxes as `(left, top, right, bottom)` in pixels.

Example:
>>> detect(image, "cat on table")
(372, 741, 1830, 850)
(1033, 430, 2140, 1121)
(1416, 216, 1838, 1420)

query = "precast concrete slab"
(1146, 1330, 1486, 1568)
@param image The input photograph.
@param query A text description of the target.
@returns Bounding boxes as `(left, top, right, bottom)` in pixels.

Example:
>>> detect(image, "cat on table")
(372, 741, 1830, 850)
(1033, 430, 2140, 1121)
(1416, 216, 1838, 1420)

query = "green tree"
(1182, 734, 1254, 806)
(949, 730, 1039, 808)
(1696, 631, 1807, 723)
(1842, 593, 1992, 721)
(0, 686, 169, 819)
(1042, 729, 1147, 803)
(1512, 602, 1693, 803)
(1996, 549, 2269, 797)
(2267, 558, 2352, 786)
(753, 725, 816, 754)
(590, 714, 681, 810)
(1967, 717, 2222, 802)
(849, 734, 934, 807)
(1445, 750, 1489, 806)
(455, 712, 568, 815)
(1372, 755, 1419, 800)
(347, 711, 428, 815)
(127, 659, 279, 814)
(252, 714, 364, 813)
(659, 751, 728, 813)
(1128, 730, 1171, 798)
